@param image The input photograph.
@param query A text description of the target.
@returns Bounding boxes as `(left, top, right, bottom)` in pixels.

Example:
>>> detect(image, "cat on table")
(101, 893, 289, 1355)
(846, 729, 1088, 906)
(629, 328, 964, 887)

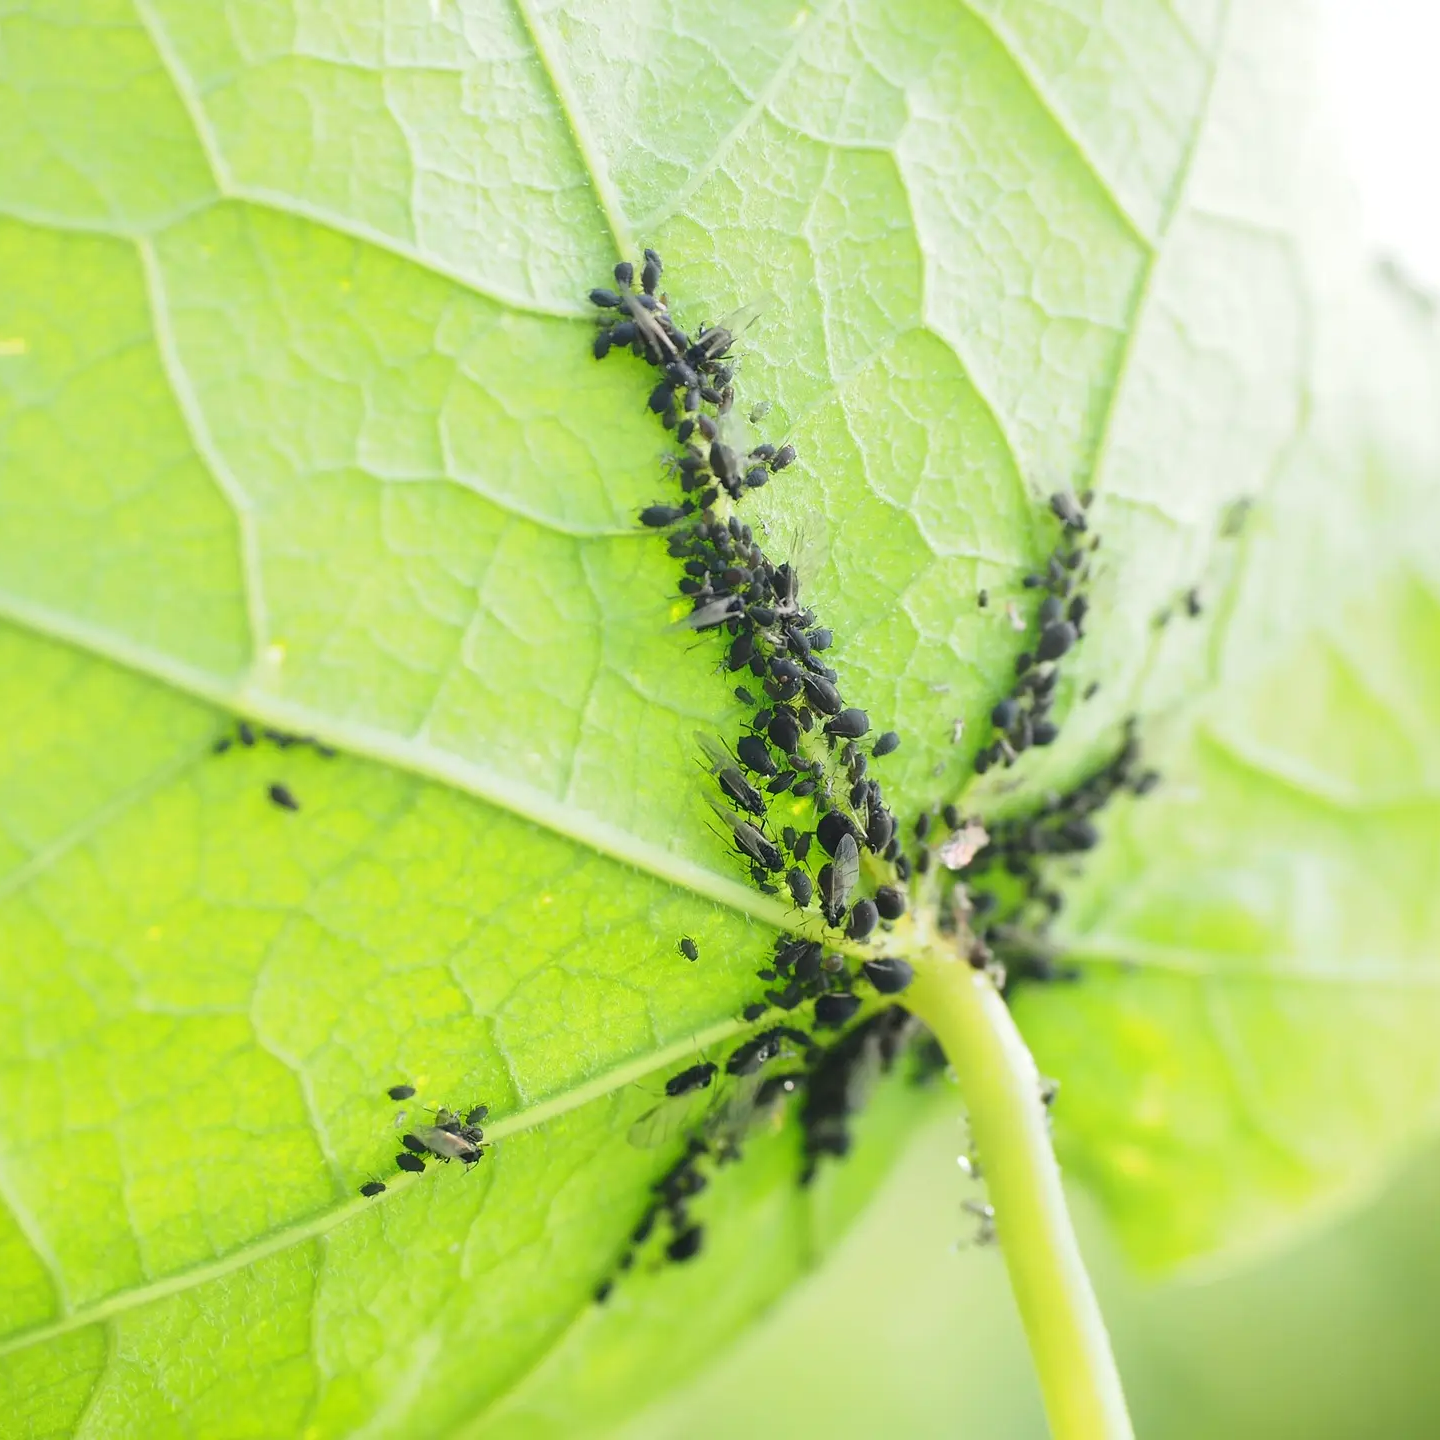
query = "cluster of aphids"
(596, 1006, 929, 1299)
(357, 1084, 490, 1197)
(954, 722, 1159, 992)
(972, 490, 1099, 776)
(590, 251, 905, 953)
(211, 718, 334, 812)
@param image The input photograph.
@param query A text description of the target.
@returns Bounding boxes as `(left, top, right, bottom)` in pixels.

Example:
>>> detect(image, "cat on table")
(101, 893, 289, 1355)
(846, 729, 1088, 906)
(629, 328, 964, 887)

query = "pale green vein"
(129, 0, 588, 321)
(956, 1, 1156, 250)
(0, 1011, 751, 1361)
(1083, 0, 1231, 499)
(135, 233, 269, 663)
(0, 740, 211, 903)
(508, 0, 634, 260)
(632, 0, 845, 235)
(0, 592, 808, 935)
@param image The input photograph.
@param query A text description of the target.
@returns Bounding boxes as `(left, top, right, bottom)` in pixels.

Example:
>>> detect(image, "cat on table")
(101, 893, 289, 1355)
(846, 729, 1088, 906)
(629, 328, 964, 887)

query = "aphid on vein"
(824, 708, 870, 740)
(1049, 490, 1087, 531)
(735, 733, 778, 777)
(814, 992, 862, 1028)
(846, 898, 879, 941)
(640, 504, 688, 528)
(697, 735, 766, 817)
(709, 801, 783, 872)
(396, 1153, 425, 1173)
(678, 935, 699, 962)
(666, 1061, 718, 1097)
(786, 868, 814, 908)
(268, 783, 300, 812)
(359, 1180, 387, 1198)
(873, 885, 906, 920)
(406, 1120, 482, 1165)
(667, 1226, 704, 1262)
(1036, 621, 1076, 662)
(862, 957, 914, 994)
(817, 832, 859, 926)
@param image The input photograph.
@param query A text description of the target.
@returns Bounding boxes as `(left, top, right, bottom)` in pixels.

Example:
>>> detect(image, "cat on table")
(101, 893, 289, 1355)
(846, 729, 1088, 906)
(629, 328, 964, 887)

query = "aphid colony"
(969, 491, 1099, 777)
(586, 252, 939, 1299)
(596, 1008, 931, 1299)
(357, 1085, 491, 1196)
(591, 250, 906, 962)
(947, 721, 1158, 993)
(211, 718, 335, 812)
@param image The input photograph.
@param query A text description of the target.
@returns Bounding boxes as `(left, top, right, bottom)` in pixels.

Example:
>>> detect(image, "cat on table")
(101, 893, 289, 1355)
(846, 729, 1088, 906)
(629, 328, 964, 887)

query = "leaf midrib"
(0, 589, 800, 932)
(0, 1010, 752, 1362)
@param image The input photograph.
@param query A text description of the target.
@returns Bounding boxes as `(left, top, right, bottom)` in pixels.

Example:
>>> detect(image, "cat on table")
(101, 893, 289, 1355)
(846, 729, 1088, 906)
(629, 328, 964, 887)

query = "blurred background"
(608, 3, 1440, 1435)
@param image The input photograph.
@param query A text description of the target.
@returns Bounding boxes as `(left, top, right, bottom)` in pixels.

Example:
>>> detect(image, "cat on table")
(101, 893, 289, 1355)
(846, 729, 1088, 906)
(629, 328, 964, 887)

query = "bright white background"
(1320, 0, 1440, 287)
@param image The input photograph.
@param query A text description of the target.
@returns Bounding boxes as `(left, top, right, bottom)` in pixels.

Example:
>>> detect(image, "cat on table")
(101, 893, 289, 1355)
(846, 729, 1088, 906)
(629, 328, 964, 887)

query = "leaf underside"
(1, 1, 1438, 1435)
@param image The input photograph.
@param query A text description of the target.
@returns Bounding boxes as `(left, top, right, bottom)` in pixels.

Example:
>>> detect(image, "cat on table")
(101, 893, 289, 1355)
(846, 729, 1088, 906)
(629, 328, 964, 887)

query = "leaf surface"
(1, 1, 1438, 1435)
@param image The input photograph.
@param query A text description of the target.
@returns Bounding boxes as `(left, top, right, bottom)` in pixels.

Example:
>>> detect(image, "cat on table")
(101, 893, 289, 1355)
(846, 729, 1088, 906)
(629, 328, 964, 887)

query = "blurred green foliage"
(622, 1113, 1440, 1438)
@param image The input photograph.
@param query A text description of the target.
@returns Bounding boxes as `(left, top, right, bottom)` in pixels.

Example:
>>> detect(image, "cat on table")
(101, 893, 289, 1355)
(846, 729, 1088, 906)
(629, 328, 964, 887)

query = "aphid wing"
(715, 291, 778, 339)
(844, 1033, 887, 1114)
(695, 732, 732, 772)
(626, 1089, 711, 1149)
(833, 832, 861, 894)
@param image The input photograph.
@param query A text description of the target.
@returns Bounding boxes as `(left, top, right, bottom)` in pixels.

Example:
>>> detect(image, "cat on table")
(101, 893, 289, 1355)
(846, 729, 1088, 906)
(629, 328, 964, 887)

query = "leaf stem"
(904, 940, 1134, 1440)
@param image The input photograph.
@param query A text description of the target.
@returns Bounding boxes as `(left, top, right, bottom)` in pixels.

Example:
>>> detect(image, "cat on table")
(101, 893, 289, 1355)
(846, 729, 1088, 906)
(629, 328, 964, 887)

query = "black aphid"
(667, 1226, 703, 1262)
(742, 1002, 768, 1022)
(726, 1033, 784, 1076)
(641, 504, 688, 528)
(396, 1153, 425, 1173)
(817, 833, 859, 926)
(862, 957, 914, 994)
(1036, 621, 1076, 662)
(736, 733, 777, 776)
(846, 899, 879, 941)
(268, 783, 299, 812)
(814, 993, 862, 1028)
(678, 936, 699, 962)
(641, 248, 663, 295)
(1049, 491, 1087, 530)
(1185, 587, 1203, 617)
(824, 708, 870, 740)
(873, 885, 906, 920)
(387, 1084, 416, 1101)
(359, 1180, 387, 1198)
(786, 869, 813, 908)
(815, 810, 863, 856)
(872, 731, 899, 757)
(666, 1061, 718, 1097)
(801, 673, 843, 715)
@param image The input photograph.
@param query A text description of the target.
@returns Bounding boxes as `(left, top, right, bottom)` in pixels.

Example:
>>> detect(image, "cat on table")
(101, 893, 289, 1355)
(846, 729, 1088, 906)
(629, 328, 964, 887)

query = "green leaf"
(1, 1, 1437, 1435)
